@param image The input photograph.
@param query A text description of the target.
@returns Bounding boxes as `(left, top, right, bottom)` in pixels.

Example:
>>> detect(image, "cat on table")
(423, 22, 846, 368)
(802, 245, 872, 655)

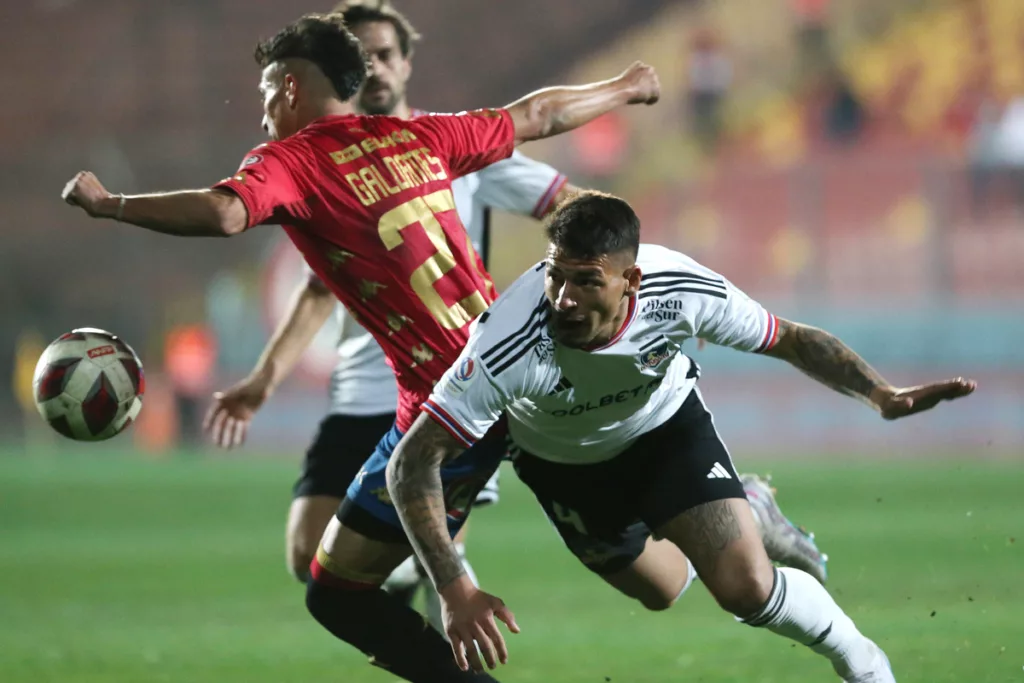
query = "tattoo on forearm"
(387, 418, 466, 591)
(769, 320, 887, 402)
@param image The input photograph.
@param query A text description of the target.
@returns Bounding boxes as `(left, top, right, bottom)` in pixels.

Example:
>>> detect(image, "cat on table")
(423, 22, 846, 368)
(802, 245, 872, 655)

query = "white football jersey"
(326, 150, 567, 416)
(424, 244, 780, 464)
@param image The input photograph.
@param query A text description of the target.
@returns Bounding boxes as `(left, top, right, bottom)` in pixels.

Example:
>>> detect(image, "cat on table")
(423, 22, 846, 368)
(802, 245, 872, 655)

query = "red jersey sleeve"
(410, 109, 515, 178)
(213, 143, 315, 228)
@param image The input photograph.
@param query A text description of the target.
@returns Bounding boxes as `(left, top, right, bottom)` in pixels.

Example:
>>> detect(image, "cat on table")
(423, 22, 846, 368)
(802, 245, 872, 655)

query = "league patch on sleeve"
(454, 357, 475, 381)
(445, 357, 477, 395)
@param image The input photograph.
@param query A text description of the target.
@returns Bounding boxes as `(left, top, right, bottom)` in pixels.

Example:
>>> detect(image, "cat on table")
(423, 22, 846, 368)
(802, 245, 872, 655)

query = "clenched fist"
(62, 171, 115, 218)
(618, 61, 660, 106)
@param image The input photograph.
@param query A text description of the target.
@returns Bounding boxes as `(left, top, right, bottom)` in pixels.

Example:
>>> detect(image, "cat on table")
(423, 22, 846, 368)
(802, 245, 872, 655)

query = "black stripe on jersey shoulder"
(639, 285, 728, 300)
(481, 295, 547, 361)
(641, 270, 724, 287)
(640, 274, 725, 294)
(638, 335, 667, 353)
(484, 312, 550, 373)
(533, 262, 545, 272)
(481, 295, 549, 368)
(491, 337, 542, 376)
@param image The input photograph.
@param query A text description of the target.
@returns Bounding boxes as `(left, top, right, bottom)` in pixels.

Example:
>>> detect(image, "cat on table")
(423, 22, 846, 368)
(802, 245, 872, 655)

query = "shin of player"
(387, 191, 975, 678)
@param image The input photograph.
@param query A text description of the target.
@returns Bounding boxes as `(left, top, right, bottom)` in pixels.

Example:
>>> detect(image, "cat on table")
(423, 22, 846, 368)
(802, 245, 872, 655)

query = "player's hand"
(203, 367, 275, 448)
(618, 61, 660, 105)
(440, 576, 520, 673)
(870, 377, 977, 420)
(62, 171, 114, 218)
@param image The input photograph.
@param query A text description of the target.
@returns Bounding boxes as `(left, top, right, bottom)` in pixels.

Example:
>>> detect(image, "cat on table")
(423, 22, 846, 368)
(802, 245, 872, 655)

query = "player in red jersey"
(62, 13, 659, 682)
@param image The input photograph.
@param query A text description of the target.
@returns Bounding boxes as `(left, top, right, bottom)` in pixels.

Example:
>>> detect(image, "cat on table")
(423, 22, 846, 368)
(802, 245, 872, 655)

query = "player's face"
(352, 21, 411, 115)
(544, 246, 641, 349)
(259, 64, 299, 141)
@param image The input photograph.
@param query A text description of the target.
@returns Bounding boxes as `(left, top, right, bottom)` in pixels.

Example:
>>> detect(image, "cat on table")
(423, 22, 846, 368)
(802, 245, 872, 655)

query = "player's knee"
(286, 531, 320, 583)
(707, 562, 774, 617)
(288, 547, 315, 583)
(637, 591, 677, 612)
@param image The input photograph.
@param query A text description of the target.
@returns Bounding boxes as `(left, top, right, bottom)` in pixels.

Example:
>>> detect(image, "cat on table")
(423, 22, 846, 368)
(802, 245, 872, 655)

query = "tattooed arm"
(762, 319, 890, 408)
(763, 318, 976, 419)
(386, 413, 468, 591)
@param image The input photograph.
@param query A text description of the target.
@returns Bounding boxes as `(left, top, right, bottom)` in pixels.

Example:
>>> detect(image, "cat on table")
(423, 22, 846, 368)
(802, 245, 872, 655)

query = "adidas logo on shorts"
(706, 462, 732, 479)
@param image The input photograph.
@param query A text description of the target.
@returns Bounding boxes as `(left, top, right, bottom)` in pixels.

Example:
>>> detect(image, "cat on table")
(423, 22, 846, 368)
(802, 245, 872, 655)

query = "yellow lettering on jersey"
(395, 154, 426, 186)
(368, 165, 401, 196)
(383, 156, 415, 190)
(361, 137, 379, 154)
(423, 150, 448, 181)
(358, 166, 390, 202)
(330, 145, 363, 165)
(345, 172, 376, 207)
(403, 149, 432, 182)
(410, 343, 435, 367)
(406, 148, 447, 182)
(358, 279, 387, 301)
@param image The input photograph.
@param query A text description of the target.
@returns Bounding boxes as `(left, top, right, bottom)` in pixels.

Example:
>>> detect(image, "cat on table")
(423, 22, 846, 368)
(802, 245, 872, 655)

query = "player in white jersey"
(207, 0, 824, 630)
(383, 191, 976, 678)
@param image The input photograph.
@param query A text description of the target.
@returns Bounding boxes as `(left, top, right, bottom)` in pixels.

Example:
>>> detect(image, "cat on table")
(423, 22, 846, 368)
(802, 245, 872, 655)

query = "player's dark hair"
(332, 1, 421, 57)
(254, 14, 368, 102)
(545, 191, 641, 261)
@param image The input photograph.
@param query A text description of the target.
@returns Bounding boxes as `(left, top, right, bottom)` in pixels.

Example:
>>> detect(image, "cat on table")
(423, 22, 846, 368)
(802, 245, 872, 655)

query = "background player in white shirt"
(203, 1, 576, 606)
(207, 0, 824, 630)
(385, 191, 976, 679)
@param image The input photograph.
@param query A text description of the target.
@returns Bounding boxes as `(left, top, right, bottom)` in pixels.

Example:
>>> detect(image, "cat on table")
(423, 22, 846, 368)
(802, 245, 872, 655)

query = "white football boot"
(742, 473, 829, 585)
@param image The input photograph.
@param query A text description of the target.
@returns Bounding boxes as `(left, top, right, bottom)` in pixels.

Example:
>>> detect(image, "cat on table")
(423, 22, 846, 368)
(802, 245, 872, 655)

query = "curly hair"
(332, 1, 421, 57)
(254, 13, 369, 101)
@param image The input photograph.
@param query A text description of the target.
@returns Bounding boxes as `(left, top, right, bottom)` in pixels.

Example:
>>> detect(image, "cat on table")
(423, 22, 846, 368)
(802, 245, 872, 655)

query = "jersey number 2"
(378, 189, 489, 330)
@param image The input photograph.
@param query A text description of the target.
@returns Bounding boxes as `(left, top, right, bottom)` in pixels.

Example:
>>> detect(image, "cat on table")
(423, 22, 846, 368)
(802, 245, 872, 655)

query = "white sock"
(744, 567, 879, 679)
(424, 543, 475, 636)
(674, 558, 698, 602)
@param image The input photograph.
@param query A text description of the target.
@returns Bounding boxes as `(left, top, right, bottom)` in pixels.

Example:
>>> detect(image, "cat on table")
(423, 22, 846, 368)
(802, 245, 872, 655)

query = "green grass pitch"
(1, 453, 1020, 682)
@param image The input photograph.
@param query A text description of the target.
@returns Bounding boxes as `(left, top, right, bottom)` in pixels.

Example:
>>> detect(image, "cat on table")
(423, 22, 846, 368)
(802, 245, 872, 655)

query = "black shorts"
(293, 412, 397, 499)
(512, 389, 744, 575)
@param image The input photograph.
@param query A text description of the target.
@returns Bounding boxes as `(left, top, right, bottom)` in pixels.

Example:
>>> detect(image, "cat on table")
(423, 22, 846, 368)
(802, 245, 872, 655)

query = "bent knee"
(638, 592, 678, 612)
(286, 529, 323, 583)
(708, 565, 775, 617)
(288, 547, 316, 583)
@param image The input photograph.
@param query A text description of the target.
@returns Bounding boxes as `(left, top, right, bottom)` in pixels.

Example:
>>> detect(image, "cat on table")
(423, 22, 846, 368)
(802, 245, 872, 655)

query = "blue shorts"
(339, 422, 506, 543)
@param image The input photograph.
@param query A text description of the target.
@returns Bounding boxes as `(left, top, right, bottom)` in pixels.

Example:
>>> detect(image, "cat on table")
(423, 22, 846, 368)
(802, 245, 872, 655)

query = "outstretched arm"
(386, 413, 468, 591)
(763, 318, 976, 419)
(62, 171, 248, 237)
(506, 61, 660, 144)
(204, 274, 336, 448)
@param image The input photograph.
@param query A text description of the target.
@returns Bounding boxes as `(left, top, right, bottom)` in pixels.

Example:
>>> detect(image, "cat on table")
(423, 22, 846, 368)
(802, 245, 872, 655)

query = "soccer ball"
(32, 328, 145, 441)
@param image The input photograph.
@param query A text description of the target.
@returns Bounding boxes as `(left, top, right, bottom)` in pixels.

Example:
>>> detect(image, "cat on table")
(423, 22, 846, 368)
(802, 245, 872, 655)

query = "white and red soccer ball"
(32, 328, 144, 441)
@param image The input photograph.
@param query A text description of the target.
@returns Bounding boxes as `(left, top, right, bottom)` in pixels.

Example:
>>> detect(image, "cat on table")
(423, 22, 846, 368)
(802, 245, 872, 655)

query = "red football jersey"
(215, 110, 515, 431)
